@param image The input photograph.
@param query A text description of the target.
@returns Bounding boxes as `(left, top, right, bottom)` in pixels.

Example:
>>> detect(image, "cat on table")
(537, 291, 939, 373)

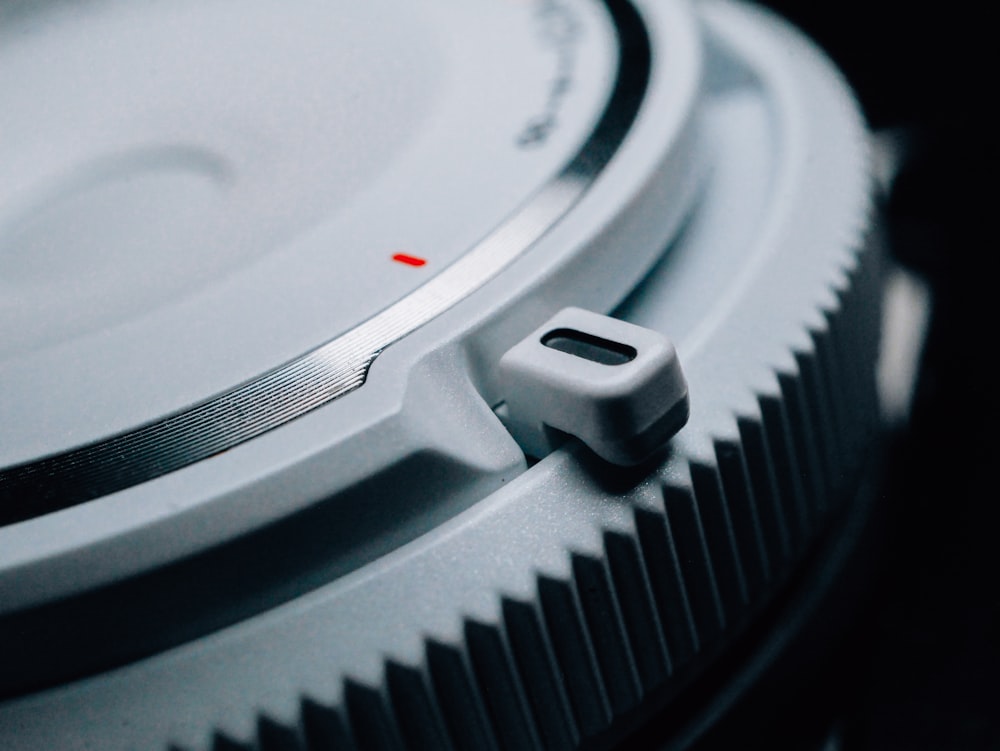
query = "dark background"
(712, 3, 998, 748)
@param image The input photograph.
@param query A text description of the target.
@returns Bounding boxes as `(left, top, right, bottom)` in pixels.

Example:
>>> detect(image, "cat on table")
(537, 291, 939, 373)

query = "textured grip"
(203, 243, 882, 751)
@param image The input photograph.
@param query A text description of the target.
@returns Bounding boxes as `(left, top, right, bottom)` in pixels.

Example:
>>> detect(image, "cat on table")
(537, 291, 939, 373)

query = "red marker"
(392, 252, 427, 267)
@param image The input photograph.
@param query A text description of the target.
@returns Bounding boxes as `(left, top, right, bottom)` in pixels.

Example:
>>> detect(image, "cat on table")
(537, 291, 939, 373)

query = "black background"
(714, 3, 998, 748)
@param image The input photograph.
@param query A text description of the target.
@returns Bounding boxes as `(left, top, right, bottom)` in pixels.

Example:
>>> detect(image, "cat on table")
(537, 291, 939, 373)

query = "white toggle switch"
(498, 307, 688, 465)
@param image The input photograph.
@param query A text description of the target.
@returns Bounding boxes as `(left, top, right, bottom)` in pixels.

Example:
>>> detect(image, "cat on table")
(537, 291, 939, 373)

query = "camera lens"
(0, 2, 892, 748)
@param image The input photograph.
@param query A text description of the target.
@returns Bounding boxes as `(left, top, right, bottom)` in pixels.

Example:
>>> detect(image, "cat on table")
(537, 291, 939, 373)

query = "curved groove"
(663, 482, 727, 641)
(211, 734, 250, 751)
(539, 575, 612, 736)
(758, 394, 809, 552)
(603, 529, 672, 690)
(343, 680, 405, 751)
(426, 641, 499, 751)
(465, 620, 543, 751)
(501, 598, 578, 751)
(715, 439, 771, 598)
(302, 701, 356, 751)
(256, 717, 303, 751)
(634, 504, 700, 662)
(689, 462, 748, 616)
(0, 0, 652, 525)
(571, 553, 642, 716)
(737, 416, 792, 565)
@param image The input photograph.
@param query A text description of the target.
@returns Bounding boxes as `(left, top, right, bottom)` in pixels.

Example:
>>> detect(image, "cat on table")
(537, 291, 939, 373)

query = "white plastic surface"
(499, 307, 688, 464)
(0, 0, 615, 465)
(0, 0, 705, 610)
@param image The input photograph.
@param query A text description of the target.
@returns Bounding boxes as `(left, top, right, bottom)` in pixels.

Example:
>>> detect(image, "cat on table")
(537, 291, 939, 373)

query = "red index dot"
(392, 252, 427, 267)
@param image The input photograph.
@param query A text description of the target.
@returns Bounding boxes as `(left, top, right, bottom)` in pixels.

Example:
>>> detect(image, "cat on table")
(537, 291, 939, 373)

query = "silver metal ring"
(0, 0, 652, 525)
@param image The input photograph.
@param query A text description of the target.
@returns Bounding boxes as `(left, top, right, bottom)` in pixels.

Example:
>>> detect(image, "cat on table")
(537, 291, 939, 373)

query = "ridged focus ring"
(198, 240, 882, 751)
